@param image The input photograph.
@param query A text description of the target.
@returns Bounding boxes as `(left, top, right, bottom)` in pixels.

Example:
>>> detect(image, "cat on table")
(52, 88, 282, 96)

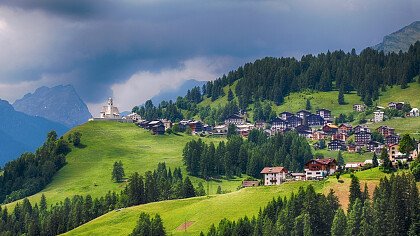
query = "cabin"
(149, 121, 165, 135)
(160, 119, 172, 130)
(290, 173, 306, 181)
(260, 167, 288, 185)
(388, 102, 405, 110)
(236, 124, 255, 137)
(332, 132, 348, 142)
(286, 115, 303, 128)
(304, 158, 337, 180)
(306, 114, 325, 126)
(189, 121, 203, 133)
(279, 111, 294, 120)
(338, 123, 352, 134)
(296, 110, 311, 119)
(385, 134, 400, 146)
(242, 180, 260, 188)
(312, 131, 327, 141)
(373, 111, 384, 123)
(353, 125, 370, 134)
(353, 104, 366, 112)
(322, 124, 338, 134)
(347, 144, 360, 153)
(224, 114, 245, 125)
(376, 126, 395, 137)
(316, 108, 332, 119)
(355, 131, 372, 145)
(366, 141, 382, 152)
(126, 113, 141, 121)
(213, 124, 228, 134)
(328, 140, 346, 151)
(271, 117, 289, 130)
(296, 125, 312, 138)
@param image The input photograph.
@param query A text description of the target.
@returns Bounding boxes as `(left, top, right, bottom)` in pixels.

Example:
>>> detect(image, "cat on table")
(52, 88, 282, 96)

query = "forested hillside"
(134, 42, 420, 124)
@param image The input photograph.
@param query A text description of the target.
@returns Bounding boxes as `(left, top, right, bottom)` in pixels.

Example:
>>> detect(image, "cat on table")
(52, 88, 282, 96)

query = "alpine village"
(0, 5, 420, 236)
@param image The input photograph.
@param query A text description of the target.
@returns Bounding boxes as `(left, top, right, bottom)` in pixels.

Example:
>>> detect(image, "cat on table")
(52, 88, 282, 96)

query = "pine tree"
(151, 214, 165, 236)
(360, 200, 373, 236)
(338, 87, 345, 105)
(305, 99, 312, 110)
(380, 148, 392, 172)
(182, 177, 196, 198)
(331, 208, 346, 236)
(372, 152, 379, 167)
(227, 89, 234, 102)
(346, 198, 363, 236)
(112, 161, 125, 182)
(40, 194, 47, 215)
(337, 151, 345, 168)
(349, 175, 362, 208)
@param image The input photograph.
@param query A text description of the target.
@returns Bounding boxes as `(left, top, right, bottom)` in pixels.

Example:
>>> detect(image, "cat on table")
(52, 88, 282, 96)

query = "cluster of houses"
(353, 101, 419, 123)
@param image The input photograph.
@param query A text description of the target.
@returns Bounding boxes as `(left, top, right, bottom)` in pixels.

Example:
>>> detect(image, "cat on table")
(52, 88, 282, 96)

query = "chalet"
(338, 123, 353, 134)
(328, 140, 346, 151)
(388, 102, 405, 110)
(286, 115, 303, 128)
(322, 124, 338, 134)
(189, 121, 203, 133)
(213, 124, 228, 134)
(347, 144, 360, 153)
(160, 119, 172, 130)
(255, 121, 267, 129)
(236, 124, 255, 137)
(345, 162, 365, 171)
(312, 131, 327, 141)
(355, 131, 372, 145)
(271, 117, 289, 130)
(146, 120, 162, 129)
(242, 180, 260, 188)
(332, 133, 348, 142)
(225, 114, 245, 125)
(290, 173, 306, 181)
(354, 125, 370, 134)
(178, 120, 191, 131)
(260, 167, 288, 185)
(410, 108, 420, 117)
(367, 141, 382, 152)
(373, 111, 384, 123)
(353, 104, 366, 112)
(149, 121, 165, 135)
(295, 125, 312, 138)
(316, 108, 332, 119)
(304, 158, 337, 180)
(296, 110, 311, 119)
(306, 114, 325, 126)
(388, 144, 406, 162)
(376, 126, 395, 137)
(279, 111, 294, 120)
(203, 124, 213, 132)
(137, 120, 150, 129)
(126, 113, 141, 121)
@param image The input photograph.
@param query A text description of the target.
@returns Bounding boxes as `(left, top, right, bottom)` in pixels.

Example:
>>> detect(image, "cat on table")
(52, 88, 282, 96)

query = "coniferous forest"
(204, 173, 420, 236)
(134, 42, 420, 124)
(182, 130, 312, 178)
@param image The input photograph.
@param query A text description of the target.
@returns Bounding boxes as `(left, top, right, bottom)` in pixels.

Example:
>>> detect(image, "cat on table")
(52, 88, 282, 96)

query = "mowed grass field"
(368, 117, 420, 139)
(4, 121, 239, 209)
(65, 168, 398, 236)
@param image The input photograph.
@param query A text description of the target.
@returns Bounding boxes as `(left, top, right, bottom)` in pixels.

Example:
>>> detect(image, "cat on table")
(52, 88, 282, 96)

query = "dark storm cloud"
(0, 0, 419, 105)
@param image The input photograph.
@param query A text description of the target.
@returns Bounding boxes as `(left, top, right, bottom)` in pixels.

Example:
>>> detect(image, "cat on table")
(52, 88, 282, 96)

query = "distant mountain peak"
(13, 84, 92, 128)
(371, 21, 420, 53)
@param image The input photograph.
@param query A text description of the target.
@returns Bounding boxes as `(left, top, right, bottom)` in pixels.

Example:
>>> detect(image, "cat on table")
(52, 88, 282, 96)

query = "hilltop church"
(100, 98, 120, 119)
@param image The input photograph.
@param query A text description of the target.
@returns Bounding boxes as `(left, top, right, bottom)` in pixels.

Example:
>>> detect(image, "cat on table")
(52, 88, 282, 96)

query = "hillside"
(13, 85, 92, 128)
(3, 121, 239, 209)
(65, 168, 396, 236)
(0, 99, 68, 165)
(372, 21, 420, 53)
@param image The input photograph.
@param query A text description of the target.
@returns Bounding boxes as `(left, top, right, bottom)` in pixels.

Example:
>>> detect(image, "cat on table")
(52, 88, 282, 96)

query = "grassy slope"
(368, 117, 420, 139)
(66, 168, 396, 236)
(3, 121, 239, 209)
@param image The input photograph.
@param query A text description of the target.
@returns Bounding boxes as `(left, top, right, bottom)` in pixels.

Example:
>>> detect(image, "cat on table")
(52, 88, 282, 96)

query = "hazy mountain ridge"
(372, 21, 420, 53)
(13, 85, 92, 128)
(0, 99, 68, 165)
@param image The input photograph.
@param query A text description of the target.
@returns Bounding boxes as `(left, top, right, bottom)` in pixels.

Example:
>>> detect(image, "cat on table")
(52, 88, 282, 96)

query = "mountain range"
(13, 85, 92, 128)
(0, 99, 68, 165)
(372, 21, 420, 53)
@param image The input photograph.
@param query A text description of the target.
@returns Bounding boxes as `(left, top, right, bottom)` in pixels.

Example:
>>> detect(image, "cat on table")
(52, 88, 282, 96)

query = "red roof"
(260, 167, 288, 174)
(305, 158, 337, 166)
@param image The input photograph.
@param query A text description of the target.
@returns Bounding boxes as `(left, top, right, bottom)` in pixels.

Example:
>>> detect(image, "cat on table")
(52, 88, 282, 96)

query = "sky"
(0, 0, 419, 114)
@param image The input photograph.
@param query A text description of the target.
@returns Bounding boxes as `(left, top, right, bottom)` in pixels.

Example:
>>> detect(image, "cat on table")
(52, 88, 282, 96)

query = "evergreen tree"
(305, 99, 312, 110)
(380, 148, 392, 172)
(331, 208, 346, 236)
(130, 212, 151, 236)
(337, 151, 345, 168)
(372, 152, 379, 167)
(227, 88, 234, 102)
(151, 214, 165, 236)
(112, 161, 125, 182)
(338, 87, 345, 105)
(346, 198, 363, 236)
(349, 175, 362, 208)
(182, 177, 196, 198)
(360, 200, 373, 236)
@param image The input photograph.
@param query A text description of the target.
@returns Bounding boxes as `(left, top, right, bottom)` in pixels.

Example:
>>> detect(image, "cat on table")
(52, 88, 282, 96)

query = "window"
(316, 172, 321, 175)
(307, 172, 312, 175)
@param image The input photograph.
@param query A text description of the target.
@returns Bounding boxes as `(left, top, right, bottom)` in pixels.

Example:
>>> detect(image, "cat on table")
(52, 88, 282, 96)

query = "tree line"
(0, 163, 202, 235)
(203, 172, 420, 236)
(0, 131, 72, 203)
(182, 130, 313, 178)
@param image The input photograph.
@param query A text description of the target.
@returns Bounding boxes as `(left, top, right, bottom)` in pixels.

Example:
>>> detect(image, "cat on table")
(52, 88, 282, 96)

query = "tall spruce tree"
(331, 208, 347, 236)
(349, 175, 362, 208)
(112, 161, 125, 182)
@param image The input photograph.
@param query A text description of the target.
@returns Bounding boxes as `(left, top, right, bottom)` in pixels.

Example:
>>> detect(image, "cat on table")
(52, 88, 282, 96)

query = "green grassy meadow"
(3, 121, 236, 209)
(368, 117, 420, 139)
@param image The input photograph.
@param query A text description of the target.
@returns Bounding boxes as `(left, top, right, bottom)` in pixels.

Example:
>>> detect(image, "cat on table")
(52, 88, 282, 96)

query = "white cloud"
(87, 56, 232, 115)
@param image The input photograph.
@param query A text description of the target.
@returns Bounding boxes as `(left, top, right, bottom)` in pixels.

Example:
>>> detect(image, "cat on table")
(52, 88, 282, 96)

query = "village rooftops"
(260, 167, 288, 174)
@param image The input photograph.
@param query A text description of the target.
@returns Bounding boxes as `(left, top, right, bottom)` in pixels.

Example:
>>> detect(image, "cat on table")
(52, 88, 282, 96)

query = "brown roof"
(260, 167, 288, 174)
(305, 158, 337, 166)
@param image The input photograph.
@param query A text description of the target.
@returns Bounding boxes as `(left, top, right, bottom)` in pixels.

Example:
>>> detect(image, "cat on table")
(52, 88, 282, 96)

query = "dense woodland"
(183, 130, 313, 178)
(0, 131, 71, 204)
(0, 163, 202, 236)
(204, 173, 420, 236)
(133, 42, 420, 124)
